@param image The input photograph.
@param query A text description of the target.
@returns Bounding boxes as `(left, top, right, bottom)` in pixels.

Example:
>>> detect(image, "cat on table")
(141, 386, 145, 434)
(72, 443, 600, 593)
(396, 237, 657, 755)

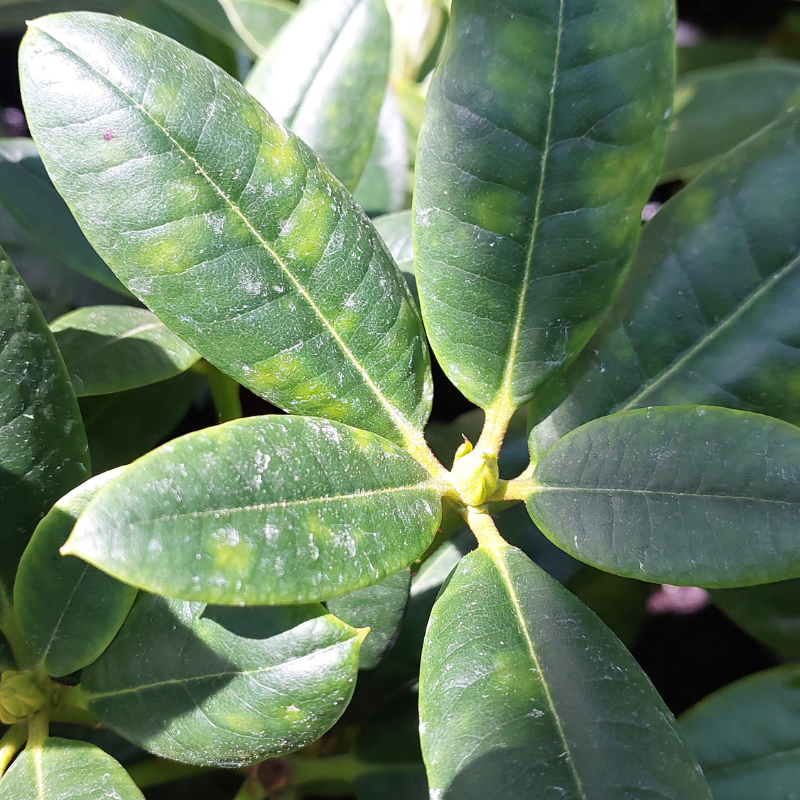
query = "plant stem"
(26, 710, 48, 749)
(465, 508, 507, 554)
(196, 361, 243, 422)
(0, 723, 27, 778)
(290, 752, 417, 785)
(0, 591, 30, 669)
(476, 401, 516, 458)
(487, 476, 537, 503)
(126, 758, 213, 789)
(47, 684, 99, 728)
(232, 776, 267, 800)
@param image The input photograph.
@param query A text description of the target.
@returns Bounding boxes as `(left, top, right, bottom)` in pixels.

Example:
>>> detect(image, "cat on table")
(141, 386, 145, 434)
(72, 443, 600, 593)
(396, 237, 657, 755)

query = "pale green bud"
(0, 670, 46, 724)
(451, 439, 499, 507)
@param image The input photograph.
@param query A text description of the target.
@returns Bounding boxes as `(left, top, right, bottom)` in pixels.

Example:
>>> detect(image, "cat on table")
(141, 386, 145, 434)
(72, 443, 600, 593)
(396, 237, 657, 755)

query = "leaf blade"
(529, 107, 800, 457)
(65, 415, 441, 605)
(14, 469, 138, 677)
(52, 305, 200, 396)
(20, 12, 432, 449)
(0, 738, 144, 800)
(82, 594, 363, 766)
(526, 406, 800, 587)
(0, 248, 89, 600)
(414, 0, 676, 410)
(420, 543, 711, 799)
(245, 0, 391, 191)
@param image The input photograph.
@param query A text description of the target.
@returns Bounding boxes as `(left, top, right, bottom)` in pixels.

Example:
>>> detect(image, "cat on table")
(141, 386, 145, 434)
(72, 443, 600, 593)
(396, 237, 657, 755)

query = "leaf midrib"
(35, 24, 418, 450)
(85, 635, 354, 700)
(621, 251, 800, 411)
(488, 544, 588, 800)
(492, 0, 565, 411)
(105, 481, 435, 529)
(530, 484, 799, 506)
(703, 743, 800, 779)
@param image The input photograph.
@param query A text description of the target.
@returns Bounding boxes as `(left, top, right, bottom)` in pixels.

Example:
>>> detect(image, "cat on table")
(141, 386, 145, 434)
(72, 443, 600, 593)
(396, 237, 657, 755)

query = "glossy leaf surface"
(712, 579, 800, 659)
(161, 0, 249, 52)
(219, 0, 294, 57)
(0, 738, 144, 799)
(527, 406, 800, 587)
(14, 470, 137, 677)
(52, 305, 200, 396)
(664, 60, 800, 180)
(420, 542, 711, 799)
(82, 594, 363, 766)
(245, 0, 391, 190)
(20, 12, 432, 449)
(414, 0, 675, 410)
(327, 567, 410, 669)
(354, 88, 409, 215)
(0, 138, 126, 294)
(80, 371, 201, 473)
(0, 250, 89, 598)
(529, 109, 800, 457)
(65, 416, 441, 605)
(681, 666, 800, 800)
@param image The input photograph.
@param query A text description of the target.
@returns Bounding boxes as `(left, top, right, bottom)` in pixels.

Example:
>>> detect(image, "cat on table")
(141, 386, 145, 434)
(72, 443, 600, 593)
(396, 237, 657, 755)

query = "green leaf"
(52, 306, 200, 396)
(20, 12, 432, 450)
(373, 210, 414, 276)
(125, 0, 241, 76)
(526, 406, 800, 588)
(681, 665, 800, 800)
(664, 60, 800, 180)
(245, 0, 392, 190)
(712, 579, 800, 659)
(0, 738, 144, 799)
(529, 108, 800, 457)
(14, 470, 138, 677)
(0, 0, 129, 31)
(79, 371, 202, 473)
(354, 88, 410, 215)
(0, 249, 89, 602)
(219, 0, 295, 58)
(327, 568, 410, 669)
(0, 139, 127, 295)
(82, 593, 364, 766)
(64, 415, 441, 605)
(413, 0, 675, 411)
(160, 0, 251, 52)
(420, 542, 711, 799)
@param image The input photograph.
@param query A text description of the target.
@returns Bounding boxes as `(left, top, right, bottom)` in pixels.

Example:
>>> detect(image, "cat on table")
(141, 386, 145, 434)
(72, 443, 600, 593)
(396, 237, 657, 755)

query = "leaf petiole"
(0, 723, 27, 778)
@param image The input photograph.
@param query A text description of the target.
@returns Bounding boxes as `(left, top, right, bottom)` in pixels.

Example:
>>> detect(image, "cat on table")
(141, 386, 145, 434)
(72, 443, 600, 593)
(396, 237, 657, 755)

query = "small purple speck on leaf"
(103, 129, 115, 141)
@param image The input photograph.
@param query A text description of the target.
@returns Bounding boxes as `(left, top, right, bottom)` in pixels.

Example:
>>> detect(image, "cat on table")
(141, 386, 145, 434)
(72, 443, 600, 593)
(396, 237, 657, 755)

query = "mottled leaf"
(414, 0, 675, 411)
(0, 138, 126, 294)
(681, 665, 800, 800)
(0, 249, 89, 602)
(712, 579, 800, 659)
(14, 470, 137, 677)
(82, 594, 364, 766)
(664, 61, 800, 180)
(20, 12, 432, 450)
(327, 568, 410, 669)
(529, 108, 800, 458)
(526, 406, 800, 587)
(65, 415, 441, 605)
(52, 306, 200, 396)
(0, 738, 144, 800)
(245, 0, 391, 190)
(80, 371, 202, 473)
(420, 542, 711, 799)
(354, 88, 410, 215)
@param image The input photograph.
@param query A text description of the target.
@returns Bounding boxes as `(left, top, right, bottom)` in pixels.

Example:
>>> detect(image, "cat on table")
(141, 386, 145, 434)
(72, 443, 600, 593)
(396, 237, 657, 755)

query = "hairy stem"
(26, 710, 48, 749)
(476, 401, 516, 458)
(47, 683, 99, 728)
(0, 723, 27, 778)
(465, 508, 507, 553)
